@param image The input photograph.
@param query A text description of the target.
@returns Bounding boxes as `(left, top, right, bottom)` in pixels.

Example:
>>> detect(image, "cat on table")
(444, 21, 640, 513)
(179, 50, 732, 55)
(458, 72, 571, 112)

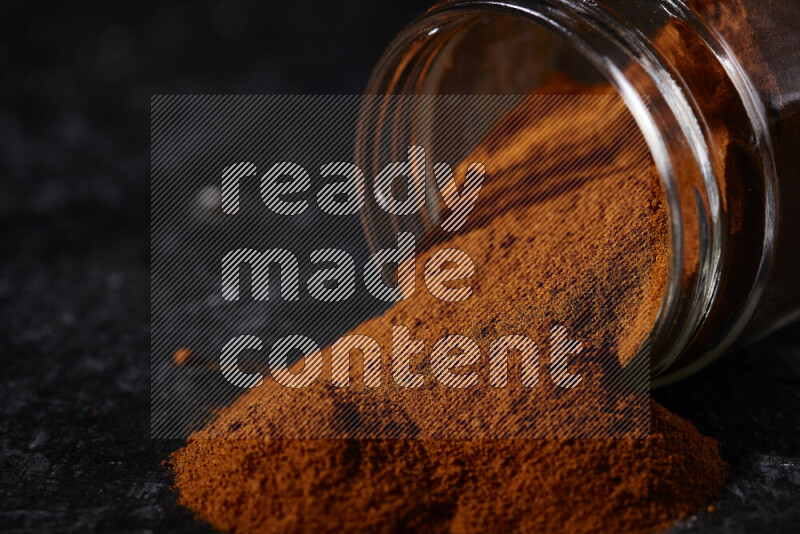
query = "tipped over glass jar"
(357, 0, 800, 383)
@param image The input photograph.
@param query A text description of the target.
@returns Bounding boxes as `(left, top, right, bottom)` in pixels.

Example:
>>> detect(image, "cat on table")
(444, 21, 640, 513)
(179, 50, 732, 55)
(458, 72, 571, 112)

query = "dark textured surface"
(1, 1, 798, 532)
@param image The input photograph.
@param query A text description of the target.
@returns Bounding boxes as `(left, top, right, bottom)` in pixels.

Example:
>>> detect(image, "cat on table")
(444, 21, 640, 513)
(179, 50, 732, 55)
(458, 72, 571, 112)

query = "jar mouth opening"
(361, 1, 727, 379)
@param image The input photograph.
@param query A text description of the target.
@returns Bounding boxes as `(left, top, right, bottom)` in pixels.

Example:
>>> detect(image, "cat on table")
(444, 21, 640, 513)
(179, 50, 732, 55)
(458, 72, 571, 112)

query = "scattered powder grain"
(173, 347, 194, 366)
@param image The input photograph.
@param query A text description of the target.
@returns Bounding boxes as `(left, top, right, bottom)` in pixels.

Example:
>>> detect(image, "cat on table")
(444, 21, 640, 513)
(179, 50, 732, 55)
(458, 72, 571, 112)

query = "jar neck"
(364, 0, 775, 380)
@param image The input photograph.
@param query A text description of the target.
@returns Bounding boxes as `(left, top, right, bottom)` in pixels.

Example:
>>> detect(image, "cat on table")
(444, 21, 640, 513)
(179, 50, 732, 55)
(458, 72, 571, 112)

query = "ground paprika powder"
(169, 77, 728, 533)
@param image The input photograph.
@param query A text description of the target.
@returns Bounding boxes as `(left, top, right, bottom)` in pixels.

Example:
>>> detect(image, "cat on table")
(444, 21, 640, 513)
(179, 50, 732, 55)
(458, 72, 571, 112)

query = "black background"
(0, 0, 798, 532)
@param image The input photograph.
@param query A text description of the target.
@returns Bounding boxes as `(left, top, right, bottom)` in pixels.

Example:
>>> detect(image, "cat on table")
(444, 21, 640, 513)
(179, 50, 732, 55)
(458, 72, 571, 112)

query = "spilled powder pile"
(172, 403, 724, 533)
(171, 82, 727, 532)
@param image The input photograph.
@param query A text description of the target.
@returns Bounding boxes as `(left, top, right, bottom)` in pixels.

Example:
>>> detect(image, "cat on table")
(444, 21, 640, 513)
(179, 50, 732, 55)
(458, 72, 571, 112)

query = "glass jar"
(358, 0, 800, 382)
